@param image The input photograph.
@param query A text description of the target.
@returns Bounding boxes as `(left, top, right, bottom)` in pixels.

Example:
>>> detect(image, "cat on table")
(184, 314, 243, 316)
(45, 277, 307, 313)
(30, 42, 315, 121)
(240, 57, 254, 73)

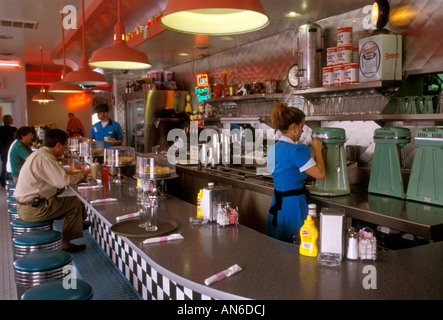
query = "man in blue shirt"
(90, 104, 123, 148)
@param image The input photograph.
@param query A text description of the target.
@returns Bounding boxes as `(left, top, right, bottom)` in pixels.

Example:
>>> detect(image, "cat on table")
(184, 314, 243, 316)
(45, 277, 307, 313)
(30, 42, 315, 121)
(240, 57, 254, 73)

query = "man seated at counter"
(90, 103, 123, 148)
(7, 126, 35, 184)
(14, 128, 90, 252)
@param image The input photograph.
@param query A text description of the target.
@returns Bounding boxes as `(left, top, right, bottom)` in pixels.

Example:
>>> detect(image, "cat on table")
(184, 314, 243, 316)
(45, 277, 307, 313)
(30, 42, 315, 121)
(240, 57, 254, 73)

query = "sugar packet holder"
(204, 264, 242, 286)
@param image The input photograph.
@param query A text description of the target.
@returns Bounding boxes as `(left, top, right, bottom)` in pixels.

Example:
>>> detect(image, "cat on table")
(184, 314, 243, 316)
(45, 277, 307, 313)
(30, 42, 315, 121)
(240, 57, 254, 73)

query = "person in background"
(266, 103, 325, 244)
(7, 126, 35, 184)
(66, 112, 85, 137)
(0, 114, 17, 187)
(14, 129, 90, 253)
(90, 103, 123, 148)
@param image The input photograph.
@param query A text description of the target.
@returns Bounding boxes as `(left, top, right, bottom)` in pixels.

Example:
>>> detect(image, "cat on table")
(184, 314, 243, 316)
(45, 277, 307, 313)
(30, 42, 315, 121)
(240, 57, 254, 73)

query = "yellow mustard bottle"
(299, 215, 319, 257)
(196, 189, 203, 218)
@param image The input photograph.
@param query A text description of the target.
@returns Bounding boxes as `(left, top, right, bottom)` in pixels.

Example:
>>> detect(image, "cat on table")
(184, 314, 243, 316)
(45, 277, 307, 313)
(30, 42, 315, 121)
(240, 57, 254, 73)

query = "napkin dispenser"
(201, 183, 229, 221)
(319, 208, 346, 257)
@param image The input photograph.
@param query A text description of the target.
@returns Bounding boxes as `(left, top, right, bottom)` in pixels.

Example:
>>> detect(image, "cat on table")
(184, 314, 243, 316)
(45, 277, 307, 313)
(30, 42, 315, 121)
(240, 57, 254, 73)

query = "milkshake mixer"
(369, 127, 411, 199)
(309, 127, 350, 196)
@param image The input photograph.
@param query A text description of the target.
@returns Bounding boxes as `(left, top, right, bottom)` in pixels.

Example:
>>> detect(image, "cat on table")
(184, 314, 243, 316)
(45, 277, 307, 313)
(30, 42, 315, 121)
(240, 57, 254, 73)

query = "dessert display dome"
(79, 140, 104, 157)
(104, 146, 135, 167)
(135, 153, 176, 179)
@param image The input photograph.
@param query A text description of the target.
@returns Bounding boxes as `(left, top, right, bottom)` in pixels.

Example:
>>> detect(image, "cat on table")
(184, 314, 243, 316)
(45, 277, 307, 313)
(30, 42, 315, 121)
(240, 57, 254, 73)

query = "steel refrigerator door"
(144, 90, 169, 153)
(126, 99, 145, 153)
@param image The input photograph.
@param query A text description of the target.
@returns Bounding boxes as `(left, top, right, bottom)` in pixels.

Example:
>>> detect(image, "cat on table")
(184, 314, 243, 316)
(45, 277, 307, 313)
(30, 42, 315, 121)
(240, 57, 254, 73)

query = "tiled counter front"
(86, 206, 213, 300)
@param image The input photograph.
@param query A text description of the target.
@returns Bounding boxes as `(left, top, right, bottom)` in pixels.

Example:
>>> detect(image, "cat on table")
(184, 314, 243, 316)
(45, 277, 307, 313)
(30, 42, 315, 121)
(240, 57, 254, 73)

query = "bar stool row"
(6, 180, 94, 300)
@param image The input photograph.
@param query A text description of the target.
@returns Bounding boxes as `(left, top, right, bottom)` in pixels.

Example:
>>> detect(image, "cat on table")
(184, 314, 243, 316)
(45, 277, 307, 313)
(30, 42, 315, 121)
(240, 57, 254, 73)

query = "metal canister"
(297, 22, 323, 89)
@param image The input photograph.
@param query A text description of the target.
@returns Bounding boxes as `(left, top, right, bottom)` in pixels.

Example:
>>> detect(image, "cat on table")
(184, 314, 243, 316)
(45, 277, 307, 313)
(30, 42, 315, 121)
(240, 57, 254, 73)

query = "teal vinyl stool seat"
(8, 207, 19, 221)
(10, 219, 53, 238)
(6, 191, 14, 197)
(13, 250, 73, 299)
(6, 184, 15, 192)
(12, 230, 62, 259)
(21, 279, 94, 300)
(7, 197, 17, 208)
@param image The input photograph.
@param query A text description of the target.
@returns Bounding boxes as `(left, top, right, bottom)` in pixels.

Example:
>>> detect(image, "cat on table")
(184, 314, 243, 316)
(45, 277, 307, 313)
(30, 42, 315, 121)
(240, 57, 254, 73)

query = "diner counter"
(173, 165, 443, 241)
(70, 178, 443, 300)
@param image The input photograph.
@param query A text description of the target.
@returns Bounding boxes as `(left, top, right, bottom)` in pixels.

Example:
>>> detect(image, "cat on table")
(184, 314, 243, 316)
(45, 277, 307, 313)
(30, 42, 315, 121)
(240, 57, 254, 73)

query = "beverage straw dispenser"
(406, 128, 443, 206)
(309, 127, 350, 196)
(369, 127, 411, 198)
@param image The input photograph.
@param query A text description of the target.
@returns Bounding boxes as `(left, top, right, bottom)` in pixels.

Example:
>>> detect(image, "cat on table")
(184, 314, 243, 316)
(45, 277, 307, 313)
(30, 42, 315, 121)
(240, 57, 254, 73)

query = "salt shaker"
(346, 232, 359, 260)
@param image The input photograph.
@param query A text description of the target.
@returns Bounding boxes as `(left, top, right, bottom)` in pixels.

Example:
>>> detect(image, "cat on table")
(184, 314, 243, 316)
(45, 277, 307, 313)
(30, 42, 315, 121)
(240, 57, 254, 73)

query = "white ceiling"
(0, 0, 370, 82)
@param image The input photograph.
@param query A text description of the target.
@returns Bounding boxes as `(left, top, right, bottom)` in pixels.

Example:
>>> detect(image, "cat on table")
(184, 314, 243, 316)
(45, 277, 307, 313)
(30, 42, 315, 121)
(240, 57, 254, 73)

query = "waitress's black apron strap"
(269, 187, 306, 226)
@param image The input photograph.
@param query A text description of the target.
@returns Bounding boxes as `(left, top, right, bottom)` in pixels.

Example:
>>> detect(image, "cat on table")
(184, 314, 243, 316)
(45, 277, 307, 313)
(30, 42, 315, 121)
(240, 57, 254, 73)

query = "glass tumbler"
(145, 198, 158, 232)
(137, 196, 149, 228)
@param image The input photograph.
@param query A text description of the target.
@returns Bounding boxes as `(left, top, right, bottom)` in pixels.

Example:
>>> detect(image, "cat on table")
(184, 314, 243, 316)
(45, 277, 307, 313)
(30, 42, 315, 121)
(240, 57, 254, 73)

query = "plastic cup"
(100, 165, 110, 181)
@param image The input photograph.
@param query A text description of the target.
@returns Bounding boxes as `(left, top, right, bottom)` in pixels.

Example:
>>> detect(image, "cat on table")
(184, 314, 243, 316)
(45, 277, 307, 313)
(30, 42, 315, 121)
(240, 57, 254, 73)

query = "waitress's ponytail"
(270, 103, 305, 133)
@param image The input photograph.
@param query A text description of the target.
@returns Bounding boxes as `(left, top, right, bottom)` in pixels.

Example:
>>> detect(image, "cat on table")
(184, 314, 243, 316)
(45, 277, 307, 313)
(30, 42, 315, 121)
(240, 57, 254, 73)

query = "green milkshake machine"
(309, 127, 350, 196)
(368, 127, 411, 198)
(406, 128, 443, 206)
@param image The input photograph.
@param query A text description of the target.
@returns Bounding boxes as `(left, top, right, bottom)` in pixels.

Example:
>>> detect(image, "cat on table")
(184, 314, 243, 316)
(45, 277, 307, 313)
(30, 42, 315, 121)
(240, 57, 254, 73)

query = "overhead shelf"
(205, 93, 286, 103)
(306, 113, 443, 123)
(293, 80, 402, 97)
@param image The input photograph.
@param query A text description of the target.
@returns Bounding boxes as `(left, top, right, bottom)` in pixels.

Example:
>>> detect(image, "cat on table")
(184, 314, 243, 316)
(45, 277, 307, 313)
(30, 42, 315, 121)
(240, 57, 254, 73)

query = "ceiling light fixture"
(161, 0, 269, 35)
(89, 0, 151, 70)
(49, 13, 82, 93)
(32, 47, 55, 104)
(0, 59, 20, 67)
(283, 11, 301, 18)
(64, 0, 108, 86)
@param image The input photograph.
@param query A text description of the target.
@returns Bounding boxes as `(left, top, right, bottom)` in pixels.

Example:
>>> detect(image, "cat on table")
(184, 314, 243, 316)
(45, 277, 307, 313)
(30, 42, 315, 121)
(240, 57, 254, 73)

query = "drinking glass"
(90, 162, 99, 185)
(137, 196, 148, 228)
(408, 96, 417, 114)
(424, 96, 434, 114)
(417, 96, 424, 114)
(439, 96, 443, 114)
(396, 97, 405, 114)
(341, 93, 350, 115)
(145, 198, 158, 232)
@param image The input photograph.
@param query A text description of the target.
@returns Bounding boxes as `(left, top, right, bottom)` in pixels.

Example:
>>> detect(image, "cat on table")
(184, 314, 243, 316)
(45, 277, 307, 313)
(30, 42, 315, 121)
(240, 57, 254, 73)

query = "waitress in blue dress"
(266, 103, 325, 243)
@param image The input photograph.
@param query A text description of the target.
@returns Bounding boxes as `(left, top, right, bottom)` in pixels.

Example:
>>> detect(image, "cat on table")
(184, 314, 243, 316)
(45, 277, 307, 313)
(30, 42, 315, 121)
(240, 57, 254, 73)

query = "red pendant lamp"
(160, 0, 269, 35)
(32, 47, 55, 104)
(49, 13, 82, 93)
(64, 0, 108, 86)
(89, 0, 151, 70)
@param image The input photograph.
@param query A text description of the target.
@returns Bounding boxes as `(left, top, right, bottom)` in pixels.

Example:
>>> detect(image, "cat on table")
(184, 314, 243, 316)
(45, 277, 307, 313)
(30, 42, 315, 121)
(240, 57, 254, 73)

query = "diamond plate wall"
(150, 2, 442, 168)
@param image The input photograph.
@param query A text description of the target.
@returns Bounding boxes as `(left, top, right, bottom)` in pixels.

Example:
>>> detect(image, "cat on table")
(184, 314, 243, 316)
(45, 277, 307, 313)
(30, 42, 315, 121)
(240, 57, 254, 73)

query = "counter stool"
(10, 219, 53, 238)
(7, 197, 17, 208)
(21, 279, 94, 300)
(6, 191, 14, 198)
(13, 250, 73, 299)
(12, 230, 62, 260)
(8, 207, 19, 221)
(6, 184, 15, 192)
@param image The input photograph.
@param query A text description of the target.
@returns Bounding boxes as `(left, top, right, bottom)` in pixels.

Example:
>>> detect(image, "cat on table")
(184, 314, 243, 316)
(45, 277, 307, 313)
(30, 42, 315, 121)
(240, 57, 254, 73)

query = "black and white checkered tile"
(86, 208, 213, 300)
